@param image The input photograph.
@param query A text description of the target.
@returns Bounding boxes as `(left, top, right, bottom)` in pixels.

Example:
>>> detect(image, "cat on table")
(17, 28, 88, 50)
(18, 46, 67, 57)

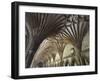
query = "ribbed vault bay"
(25, 13, 89, 68)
